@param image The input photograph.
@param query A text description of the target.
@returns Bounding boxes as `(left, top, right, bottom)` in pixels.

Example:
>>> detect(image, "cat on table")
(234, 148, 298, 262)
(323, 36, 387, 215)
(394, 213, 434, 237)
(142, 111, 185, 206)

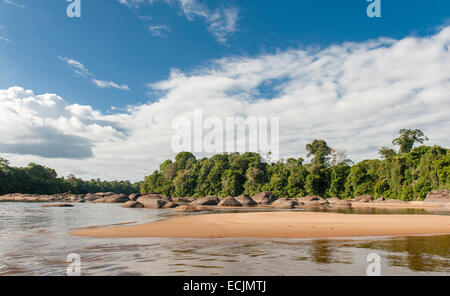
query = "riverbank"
(69, 212, 450, 239)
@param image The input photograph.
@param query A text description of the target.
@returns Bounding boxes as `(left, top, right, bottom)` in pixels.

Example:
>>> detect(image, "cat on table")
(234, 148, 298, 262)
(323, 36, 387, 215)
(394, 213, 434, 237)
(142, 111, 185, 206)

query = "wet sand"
(69, 212, 450, 239)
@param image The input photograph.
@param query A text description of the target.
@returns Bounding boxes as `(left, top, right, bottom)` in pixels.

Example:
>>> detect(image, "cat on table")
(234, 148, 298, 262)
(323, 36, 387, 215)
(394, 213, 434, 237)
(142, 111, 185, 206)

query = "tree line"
(0, 129, 448, 200)
(141, 129, 449, 200)
(0, 159, 140, 195)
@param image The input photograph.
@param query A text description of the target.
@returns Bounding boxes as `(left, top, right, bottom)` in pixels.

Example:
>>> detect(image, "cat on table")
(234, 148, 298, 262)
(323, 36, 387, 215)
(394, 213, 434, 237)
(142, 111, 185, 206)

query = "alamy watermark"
(65, 1, 380, 19)
(367, 0, 381, 18)
(366, 253, 381, 276)
(171, 109, 280, 162)
(66, 0, 81, 18)
(66, 253, 81, 276)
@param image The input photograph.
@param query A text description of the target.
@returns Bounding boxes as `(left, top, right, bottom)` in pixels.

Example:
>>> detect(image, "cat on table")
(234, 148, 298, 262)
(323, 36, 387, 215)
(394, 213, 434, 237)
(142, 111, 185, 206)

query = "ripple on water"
(0, 202, 449, 275)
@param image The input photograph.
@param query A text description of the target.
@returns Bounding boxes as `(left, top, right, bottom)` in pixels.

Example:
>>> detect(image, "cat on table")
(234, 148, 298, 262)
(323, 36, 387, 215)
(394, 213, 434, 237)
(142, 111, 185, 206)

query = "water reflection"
(349, 236, 450, 272)
(309, 240, 335, 264)
(0, 202, 449, 275)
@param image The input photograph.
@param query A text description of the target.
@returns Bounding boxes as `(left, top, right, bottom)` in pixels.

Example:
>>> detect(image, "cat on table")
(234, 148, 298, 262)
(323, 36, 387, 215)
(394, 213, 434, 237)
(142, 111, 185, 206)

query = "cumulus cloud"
(2, 27, 449, 181)
(0, 129, 93, 159)
(118, 0, 240, 43)
(0, 86, 123, 161)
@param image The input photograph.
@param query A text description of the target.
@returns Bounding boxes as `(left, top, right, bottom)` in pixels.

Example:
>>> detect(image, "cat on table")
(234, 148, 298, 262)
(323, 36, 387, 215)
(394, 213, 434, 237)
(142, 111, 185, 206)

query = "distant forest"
(1, 129, 449, 200)
(0, 160, 140, 195)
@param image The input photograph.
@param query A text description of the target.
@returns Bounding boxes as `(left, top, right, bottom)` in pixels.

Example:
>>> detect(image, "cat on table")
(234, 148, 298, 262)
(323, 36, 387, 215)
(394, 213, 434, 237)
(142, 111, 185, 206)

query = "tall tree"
(331, 149, 352, 166)
(378, 146, 397, 160)
(393, 129, 428, 153)
(306, 140, 332, 167)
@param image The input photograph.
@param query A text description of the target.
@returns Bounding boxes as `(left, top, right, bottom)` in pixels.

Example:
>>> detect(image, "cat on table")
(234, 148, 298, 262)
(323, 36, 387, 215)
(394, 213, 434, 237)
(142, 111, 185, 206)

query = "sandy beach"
(69, 211, 450, 239)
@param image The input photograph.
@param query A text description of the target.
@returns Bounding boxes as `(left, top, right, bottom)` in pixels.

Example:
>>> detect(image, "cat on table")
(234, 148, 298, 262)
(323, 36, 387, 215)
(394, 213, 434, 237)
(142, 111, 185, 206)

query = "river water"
(0, 202, 448, 276)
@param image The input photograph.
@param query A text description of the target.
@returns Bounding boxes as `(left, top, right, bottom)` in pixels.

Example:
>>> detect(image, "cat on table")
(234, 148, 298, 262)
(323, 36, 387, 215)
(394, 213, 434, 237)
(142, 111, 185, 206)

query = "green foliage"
(306, 139, 332, 166)
(327, 164, 351, 198)
(140, 141, 448, 200)
(1, 135, 448, 201)
(378, 146, 397, 160)
(221, 169, 245, 196)
(345, 160, 380, 197)
(393, 129, 428, 153)
(0, 161, 140, 195)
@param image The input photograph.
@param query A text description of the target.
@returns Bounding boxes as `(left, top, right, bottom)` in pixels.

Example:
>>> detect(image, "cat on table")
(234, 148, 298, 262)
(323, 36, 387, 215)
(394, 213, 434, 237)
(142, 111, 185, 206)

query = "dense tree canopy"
(140, 132, 449, 201)
(0, 160, 140, 195)
(1, 130, 448, 201)
(378, 146, 397, 160)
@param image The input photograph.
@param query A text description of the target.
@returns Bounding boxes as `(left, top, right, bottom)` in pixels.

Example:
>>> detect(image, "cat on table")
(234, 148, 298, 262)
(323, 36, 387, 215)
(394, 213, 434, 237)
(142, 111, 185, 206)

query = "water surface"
(0, 202, 448, 276)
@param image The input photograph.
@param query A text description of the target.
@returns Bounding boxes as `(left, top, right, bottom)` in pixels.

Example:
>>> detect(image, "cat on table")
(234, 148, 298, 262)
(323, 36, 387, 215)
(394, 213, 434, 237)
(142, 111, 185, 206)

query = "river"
(0, 202, 448, 276)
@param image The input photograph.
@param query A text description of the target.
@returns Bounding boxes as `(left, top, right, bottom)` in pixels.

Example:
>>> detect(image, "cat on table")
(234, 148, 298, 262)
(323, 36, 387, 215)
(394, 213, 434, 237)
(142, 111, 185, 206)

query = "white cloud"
(148, 24, 170, 37)
(59, 56, 131, 91)
(206, 6, 239, 44)
(0, 36, 10, 43)
(0, 25, 11, 43)
(3, 0, 25, 8)
(2, 27, 449, 182)
(58, 56, 92, 77)
(170, 0, 240, 43)
(117, 0, 145, 8)
(92, 79, 130, 91)
(118, 0, 239, 43)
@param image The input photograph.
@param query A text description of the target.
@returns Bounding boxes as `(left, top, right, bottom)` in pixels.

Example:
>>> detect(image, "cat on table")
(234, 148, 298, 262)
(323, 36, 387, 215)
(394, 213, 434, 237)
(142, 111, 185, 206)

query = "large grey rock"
(105, 194, 129, 203)
(334, 200, 352, 208)
(0, 193, 45, 202)
(272, 198, 296, 209)
(69, 194, 86, 202)
(354, 195, 374, 203)
(173, 205, 213, 212)
(162, 201, 179, 209)
(326, 197, 340, 204)
(303, 198, 329, 207)
(218, 196, 242, 207)
(120, 201, 144, 208)
(425, 190, 450, 203)
(298, 196, 322, 202)
(128, 193, 141, 201)
(234, 195, 257, 206)
(173, 197, 192, 204)
(84, 194, 99, 201)
(94, 192, 115, 198)
(252, 191, 276, 204)
(137, 195, 167, 209)
(190, 196, 220, 206)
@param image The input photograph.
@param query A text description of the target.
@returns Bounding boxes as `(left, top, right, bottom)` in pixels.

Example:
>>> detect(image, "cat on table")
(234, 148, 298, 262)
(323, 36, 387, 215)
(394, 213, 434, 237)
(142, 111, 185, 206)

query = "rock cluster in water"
(425, 190, 450, 203)
(1, 190, 448, 212)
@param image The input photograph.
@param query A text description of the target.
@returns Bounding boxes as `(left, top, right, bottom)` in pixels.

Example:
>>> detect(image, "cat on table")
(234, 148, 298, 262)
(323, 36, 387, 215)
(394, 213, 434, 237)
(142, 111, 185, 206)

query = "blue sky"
(1, 0, 449, 111)
(0, 0, 449, 181)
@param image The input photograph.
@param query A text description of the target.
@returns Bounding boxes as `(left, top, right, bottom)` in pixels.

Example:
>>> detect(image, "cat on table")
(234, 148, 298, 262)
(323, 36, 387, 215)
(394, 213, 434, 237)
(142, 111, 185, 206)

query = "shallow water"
(0, 202, 448, 276)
